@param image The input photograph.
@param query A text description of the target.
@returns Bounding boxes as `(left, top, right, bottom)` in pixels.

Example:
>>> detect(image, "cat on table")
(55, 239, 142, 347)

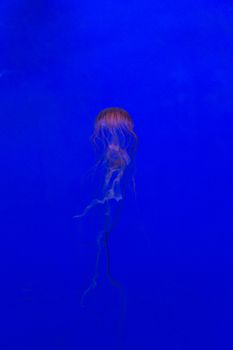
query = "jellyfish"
(75, 107, 137, 305)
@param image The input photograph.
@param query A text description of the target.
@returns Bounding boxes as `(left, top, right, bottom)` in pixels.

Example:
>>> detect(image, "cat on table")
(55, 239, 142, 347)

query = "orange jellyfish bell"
(93, 107, 137, 163)
(95, 107, 134, 130)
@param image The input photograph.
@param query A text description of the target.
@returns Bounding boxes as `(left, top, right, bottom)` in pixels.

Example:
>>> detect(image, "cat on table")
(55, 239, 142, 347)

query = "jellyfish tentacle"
(80, 229, 104, 306)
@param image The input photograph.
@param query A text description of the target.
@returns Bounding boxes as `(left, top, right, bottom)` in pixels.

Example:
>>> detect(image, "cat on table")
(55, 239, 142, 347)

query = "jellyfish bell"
(93, 107, 137, 166)
(95, 107, 134, 129)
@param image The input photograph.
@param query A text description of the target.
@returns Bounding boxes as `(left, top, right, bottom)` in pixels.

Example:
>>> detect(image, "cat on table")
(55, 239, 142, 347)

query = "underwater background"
(1, 0, 233, 349)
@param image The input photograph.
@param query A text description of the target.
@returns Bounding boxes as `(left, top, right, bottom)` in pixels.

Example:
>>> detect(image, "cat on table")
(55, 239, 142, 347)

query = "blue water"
(1, 1, 232, 349)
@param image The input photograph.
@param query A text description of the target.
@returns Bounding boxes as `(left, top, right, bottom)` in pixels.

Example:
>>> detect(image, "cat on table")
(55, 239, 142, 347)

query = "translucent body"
(75, 107, 137, 306)
(93, 107, 137, 203)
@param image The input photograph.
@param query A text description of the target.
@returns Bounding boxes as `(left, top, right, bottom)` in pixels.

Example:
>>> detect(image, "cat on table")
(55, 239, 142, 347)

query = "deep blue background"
(1, 1, 233, 349)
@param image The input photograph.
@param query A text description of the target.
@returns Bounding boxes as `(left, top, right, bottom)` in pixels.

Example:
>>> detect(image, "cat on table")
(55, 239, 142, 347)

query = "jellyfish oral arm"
(74, 167, 124, 219)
